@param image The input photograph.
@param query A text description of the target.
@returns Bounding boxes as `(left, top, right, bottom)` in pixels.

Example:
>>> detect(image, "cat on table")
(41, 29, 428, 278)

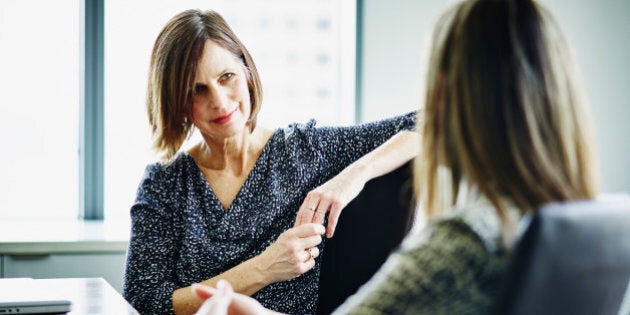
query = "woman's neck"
(192, 127, 271, 174)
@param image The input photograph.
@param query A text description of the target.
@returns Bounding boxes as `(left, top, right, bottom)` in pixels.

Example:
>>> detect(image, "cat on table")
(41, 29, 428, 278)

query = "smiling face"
(191, 40, 252, 141)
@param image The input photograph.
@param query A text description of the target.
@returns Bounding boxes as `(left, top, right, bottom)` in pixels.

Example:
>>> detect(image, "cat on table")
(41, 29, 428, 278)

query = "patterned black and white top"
(123, 112, 416, 315)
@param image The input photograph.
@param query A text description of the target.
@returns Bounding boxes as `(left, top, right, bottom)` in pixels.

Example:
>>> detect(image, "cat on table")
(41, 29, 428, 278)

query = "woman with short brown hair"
(123, 9, 419, 315)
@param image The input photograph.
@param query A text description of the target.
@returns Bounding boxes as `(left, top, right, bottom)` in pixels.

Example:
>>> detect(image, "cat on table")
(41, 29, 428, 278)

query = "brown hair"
(415, 0, 598, 227)
(147, 9, 263, 161)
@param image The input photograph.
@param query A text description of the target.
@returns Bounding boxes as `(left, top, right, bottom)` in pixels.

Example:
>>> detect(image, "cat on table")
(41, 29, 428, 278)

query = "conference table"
(29, 278, 138, 314)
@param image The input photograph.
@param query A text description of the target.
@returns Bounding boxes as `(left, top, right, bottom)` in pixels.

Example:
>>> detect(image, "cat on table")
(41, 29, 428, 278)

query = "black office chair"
(495, 194, 630, 315)
(316, 162, 416, 314)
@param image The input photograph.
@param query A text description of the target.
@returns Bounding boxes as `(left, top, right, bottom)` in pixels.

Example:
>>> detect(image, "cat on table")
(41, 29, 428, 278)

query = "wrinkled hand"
(193, 280, 277, 315)
(256, 223, 324, 283)
(294, 170, 367, 238)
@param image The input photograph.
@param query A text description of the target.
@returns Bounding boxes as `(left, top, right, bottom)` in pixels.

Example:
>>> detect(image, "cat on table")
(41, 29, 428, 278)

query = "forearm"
(173, 256, 270, 315)
(174, 223, 324, 314)
(342, 130, 420, 183)
(294, 129, 420, 238)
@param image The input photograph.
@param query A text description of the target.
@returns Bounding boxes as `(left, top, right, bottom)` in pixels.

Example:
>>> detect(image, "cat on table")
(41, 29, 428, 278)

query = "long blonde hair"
(415, 0, 598, 226)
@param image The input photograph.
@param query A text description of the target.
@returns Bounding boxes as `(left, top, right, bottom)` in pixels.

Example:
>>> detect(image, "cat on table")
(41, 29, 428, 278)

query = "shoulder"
(279, 119, 319, 141)
(334, 216, 501, 315)
(143, 153, 186, 175)
(389, 199, 521, 288)
(386, 211, 500, 278)
(352, 111, 418, 132)
(369, 111, 418, 126)
(394, 215, 505, 308)
(133, 154, 198, 217)
(400, 217, 490, 264)
(448, 198, 521, 253)
(138, 153, 195, 191)
(273, 119, 327, 154)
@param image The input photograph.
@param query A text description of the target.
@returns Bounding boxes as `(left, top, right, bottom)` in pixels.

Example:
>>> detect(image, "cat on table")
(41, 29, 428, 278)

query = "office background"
(0, 0, 627, 222)
(0, 0, 628, 293)
(360, 0, 630, 193)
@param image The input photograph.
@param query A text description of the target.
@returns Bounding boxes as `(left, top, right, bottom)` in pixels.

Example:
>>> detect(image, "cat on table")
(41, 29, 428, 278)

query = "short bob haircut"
(415, 0, 598, 231)
(146, 9, 263, 161)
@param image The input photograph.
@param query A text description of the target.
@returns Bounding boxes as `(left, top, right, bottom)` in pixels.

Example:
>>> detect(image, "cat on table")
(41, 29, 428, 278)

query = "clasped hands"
(192, 225, 321, 315)
(256, 169, 365, 282)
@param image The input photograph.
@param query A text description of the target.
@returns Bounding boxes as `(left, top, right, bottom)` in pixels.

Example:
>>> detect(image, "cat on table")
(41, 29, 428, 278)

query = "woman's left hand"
(294, 168, 368, 238)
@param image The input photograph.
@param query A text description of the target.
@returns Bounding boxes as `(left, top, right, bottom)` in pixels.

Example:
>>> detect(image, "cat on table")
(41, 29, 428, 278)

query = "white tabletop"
(29, 278, 138, 315)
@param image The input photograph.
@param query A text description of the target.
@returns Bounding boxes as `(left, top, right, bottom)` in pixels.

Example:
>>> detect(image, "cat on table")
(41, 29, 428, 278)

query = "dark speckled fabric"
(123, 113, 416, 315)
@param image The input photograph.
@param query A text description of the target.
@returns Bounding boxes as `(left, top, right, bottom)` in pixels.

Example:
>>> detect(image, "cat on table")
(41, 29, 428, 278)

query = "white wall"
(361, 0, 630, 193)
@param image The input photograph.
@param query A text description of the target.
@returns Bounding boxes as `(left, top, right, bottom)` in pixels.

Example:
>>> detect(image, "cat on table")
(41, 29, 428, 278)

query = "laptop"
(0, 278, 72, 314)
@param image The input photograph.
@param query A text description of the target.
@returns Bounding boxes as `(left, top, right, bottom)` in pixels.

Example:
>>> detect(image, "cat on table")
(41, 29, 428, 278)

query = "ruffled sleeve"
(284, 111, 417, 179)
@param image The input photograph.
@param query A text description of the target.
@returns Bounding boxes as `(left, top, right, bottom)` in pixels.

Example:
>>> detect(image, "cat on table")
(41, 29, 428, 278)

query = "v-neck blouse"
(123, 112, 416, 315)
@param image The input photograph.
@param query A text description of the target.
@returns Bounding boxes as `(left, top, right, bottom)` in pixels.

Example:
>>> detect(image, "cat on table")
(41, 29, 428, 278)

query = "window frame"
(79, 0, 362, 220)
(80, 0, 104, 220)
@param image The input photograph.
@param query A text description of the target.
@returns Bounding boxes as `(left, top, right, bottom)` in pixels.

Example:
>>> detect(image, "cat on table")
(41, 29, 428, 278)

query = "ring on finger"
(305, 248, 313, 261)
(308, 247, 316, 260)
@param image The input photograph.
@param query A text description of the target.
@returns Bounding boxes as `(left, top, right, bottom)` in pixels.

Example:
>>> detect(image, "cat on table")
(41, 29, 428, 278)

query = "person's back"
(334, 197, 518, 314)
(334, 0, 598, 313)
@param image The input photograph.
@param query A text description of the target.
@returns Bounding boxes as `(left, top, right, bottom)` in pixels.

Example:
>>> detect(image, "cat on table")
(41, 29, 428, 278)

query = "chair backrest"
(316, 162, 416, 314)
(495, 194, 630, 315)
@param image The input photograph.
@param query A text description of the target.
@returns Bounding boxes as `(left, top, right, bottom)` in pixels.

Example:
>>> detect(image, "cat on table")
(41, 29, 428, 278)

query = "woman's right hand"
(193, 280, 281, 315)
(255, 223, 325, 283)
